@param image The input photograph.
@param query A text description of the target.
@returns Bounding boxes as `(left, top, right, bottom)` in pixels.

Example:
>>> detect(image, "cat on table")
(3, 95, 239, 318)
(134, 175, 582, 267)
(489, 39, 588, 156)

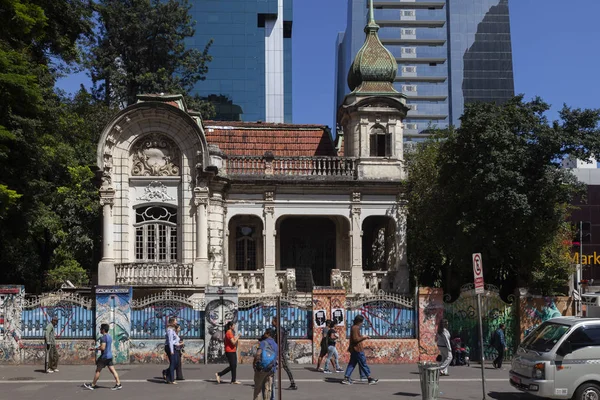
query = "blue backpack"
(258, 340, 276, 371)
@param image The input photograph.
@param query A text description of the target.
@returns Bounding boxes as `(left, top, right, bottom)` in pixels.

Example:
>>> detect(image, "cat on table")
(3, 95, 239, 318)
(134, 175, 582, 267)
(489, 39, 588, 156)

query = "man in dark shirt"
(493, 324, 507, 369)
(271, 317, 297, 391)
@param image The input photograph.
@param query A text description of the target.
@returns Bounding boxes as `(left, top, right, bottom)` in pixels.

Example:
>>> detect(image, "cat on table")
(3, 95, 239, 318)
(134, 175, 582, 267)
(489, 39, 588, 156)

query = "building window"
(402, 10, 415, 17)
(402, 28, 416, 37)
(402, 66, 417, 74)
(402, 85, 417, 92)
(370, 125, 392, 157)
(235, 226, 257, 270)
(407, 104, 418, 111)
(405, 123, 418, 130)
(135, 206, 177, 262)
(402, 47, 416, 54)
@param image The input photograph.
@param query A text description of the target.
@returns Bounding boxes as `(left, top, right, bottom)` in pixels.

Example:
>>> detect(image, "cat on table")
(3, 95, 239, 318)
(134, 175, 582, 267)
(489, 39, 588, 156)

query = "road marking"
(0, 378, 508, 384)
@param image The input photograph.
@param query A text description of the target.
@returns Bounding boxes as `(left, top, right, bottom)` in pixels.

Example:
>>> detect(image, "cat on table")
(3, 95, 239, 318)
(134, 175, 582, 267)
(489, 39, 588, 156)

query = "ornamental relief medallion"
(131, 133, 181, 176)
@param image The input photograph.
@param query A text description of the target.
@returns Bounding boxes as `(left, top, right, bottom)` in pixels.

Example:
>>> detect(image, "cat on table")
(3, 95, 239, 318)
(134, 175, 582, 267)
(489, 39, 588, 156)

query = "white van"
(510, 317, 600, 400)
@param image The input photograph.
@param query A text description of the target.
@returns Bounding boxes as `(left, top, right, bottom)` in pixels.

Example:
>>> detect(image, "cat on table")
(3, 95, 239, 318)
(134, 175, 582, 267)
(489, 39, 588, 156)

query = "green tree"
(407, 96, 600, 295)
(88, 0, 215, 117)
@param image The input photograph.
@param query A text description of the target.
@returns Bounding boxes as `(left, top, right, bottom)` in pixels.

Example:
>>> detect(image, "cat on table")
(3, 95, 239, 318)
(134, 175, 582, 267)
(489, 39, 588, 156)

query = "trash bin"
(417, 361, 441, 400)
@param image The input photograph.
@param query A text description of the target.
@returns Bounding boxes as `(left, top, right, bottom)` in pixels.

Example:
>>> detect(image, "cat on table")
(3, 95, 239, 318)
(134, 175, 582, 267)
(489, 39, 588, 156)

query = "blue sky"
(292, 0, 600, 128)
(58, 1, 600, 129)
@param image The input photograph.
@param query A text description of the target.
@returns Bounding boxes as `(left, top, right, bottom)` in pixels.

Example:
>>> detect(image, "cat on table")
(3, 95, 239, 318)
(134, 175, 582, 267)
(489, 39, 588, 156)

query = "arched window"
(370, 125, 392, 157)
(235, 226, 257, 270)
(134, 206, 178, 262)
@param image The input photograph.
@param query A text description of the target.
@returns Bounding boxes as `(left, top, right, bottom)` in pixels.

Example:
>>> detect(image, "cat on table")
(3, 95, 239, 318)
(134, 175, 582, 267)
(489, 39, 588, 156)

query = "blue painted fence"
(21, 304, 94, 339)
(237, 304, 311, 339)
(346, 301, 415, 339)
(131, 305, 204, 339)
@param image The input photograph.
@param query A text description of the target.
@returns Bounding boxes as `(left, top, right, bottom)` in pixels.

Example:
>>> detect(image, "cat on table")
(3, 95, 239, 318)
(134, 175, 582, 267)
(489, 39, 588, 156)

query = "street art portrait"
(524, 297, 563, 337)
(205, 299, 237, 363)
(95, 289, 132, 364)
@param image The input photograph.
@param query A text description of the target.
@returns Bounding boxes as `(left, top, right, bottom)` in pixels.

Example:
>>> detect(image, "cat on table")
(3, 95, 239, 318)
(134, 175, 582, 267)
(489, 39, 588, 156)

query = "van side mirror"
(557, 341, 572, 357)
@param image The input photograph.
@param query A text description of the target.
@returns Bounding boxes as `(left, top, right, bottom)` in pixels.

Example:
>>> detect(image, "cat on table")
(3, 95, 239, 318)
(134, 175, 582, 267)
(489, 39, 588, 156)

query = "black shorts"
(96, 357, 114, 369)
(319, 348, 328, 358)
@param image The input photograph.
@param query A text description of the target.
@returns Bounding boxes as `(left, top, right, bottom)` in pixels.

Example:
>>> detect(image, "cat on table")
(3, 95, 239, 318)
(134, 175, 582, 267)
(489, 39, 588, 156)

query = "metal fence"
(237, 294, 312, 339)
(130, 291, 205, 339)
(21, 291, 94, 339)
(345, 291, 416, 339)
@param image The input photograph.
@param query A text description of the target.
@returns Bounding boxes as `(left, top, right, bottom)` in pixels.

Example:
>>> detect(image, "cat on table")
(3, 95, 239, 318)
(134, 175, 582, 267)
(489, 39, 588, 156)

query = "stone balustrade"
(115, 263, 193, 286)
(363, 270, 396, 294)
(228, 270, 265, 294)
(226, 155, 357, 178)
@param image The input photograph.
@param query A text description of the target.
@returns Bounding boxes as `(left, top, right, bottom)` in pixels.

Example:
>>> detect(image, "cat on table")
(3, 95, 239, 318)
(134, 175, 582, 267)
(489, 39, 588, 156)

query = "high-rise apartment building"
(187, 0, 293, 122)
(335, 0, 514, 137)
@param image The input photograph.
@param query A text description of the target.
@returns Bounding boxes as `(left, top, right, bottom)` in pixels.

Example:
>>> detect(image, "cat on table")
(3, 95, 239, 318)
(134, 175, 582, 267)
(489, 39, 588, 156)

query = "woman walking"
(175, 324, 185, 381)
(437, 319, 452, 376)
(215, 321, 241, 384)
(162, 317, 181, 384)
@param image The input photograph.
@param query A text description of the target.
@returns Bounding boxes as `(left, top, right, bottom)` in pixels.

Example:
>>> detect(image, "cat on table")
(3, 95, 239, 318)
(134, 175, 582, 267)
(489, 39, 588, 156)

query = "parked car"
(510, 317, 600, 400)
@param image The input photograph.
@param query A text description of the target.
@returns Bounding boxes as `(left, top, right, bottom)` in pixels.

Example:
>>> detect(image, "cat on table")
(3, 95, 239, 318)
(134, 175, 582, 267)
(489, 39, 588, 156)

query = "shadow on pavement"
(392, 391, 419, 397)
(488, 391, 531, 399)
(34, 369, 47, 374)
(323, 377, 344, 384)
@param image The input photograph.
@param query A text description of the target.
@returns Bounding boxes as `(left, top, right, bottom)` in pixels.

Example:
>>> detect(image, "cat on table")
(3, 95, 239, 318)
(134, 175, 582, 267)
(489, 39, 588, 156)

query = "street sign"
(473, 253, 484, 294)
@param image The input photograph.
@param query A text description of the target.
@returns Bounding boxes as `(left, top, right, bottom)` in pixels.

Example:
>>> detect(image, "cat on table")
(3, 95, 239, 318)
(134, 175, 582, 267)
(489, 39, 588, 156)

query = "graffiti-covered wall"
(0, 286, 24, 363)
(418, 287, 444, 362)
(95, 287, 132, 364)
(518, 295, 574, 340)
(205, 286, 238, 363)
(20, 340, 95, 365)
(129, 339, 205, 364)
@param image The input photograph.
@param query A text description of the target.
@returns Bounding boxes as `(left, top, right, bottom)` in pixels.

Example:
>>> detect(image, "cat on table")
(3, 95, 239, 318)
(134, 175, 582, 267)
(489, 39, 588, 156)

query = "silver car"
(510, 317, 600, 400)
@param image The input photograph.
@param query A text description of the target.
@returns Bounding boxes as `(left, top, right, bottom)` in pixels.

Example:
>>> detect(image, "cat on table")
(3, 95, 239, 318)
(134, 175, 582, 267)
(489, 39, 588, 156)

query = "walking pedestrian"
(175, 324, 185, 381)
(316, 321, 336, 372)
(83, 323, 122, 390)
(341, 315, 378, 385)
(44, 316, 59, 373)
(216, 321, 241, 384)
(253, 328, 278, 400)
(323, 320, 344, 374)
(271, 317, 297, 390)
(492, 323, 507, 369)
(162, 317, 181, 384)
(437, 319, 452, 376)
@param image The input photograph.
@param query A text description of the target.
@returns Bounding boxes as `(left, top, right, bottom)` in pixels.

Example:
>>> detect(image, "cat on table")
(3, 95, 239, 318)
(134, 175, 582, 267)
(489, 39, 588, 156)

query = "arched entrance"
(362, 216, 396, 271)
(278, 217, 336, 289)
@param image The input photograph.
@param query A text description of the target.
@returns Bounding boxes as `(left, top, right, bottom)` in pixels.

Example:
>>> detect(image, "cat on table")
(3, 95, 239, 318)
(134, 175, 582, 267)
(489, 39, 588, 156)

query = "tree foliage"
(406, 96, 600, 296)
(88, 0, 215, 117)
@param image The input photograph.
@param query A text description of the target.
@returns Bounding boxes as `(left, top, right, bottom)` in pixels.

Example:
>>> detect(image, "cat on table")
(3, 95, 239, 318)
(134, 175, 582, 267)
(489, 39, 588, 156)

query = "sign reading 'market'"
(473, 253, 484, 294)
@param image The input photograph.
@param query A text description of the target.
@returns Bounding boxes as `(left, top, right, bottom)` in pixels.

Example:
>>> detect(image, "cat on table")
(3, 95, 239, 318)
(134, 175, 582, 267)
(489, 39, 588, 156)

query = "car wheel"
(575, 382, 600, 400)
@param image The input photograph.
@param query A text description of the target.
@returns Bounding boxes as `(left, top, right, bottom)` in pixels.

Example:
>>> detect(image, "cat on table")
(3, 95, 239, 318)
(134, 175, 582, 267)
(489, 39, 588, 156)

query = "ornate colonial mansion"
(96, 4, 410, 296)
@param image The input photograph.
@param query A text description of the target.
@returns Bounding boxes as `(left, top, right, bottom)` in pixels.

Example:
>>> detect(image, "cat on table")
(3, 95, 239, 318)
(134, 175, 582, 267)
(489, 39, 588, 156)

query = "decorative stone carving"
(193, 187, 209, 206)
(264, 205, 275, 215)
(99, 189, 115, 206)
(285, 268, 297, 293)
(131, 133, 181, 176)
(264, 191, 274, 202)
(331, 269, 343, 288)
(352, 192, 361, 202)
(137, 181, 175, 202)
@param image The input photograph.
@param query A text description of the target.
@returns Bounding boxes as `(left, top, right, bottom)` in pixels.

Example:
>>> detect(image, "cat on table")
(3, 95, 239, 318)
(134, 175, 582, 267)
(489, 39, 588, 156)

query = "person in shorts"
(84, 323, 122, 390)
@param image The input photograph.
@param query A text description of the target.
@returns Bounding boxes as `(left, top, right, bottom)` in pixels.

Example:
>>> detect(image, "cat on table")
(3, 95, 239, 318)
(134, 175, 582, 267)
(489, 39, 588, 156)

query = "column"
(193, 188, 209, 286)
(98, 189, 116, 285)
(263, 205, 277, 293)
(350, 192, 364, 293)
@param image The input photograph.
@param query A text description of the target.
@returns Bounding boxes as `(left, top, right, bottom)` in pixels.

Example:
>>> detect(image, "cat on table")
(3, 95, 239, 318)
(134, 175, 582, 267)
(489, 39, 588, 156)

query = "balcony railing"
(115, 263, 193, 286)
(226, 155, 357, 179)
(228, 270, 265, 294)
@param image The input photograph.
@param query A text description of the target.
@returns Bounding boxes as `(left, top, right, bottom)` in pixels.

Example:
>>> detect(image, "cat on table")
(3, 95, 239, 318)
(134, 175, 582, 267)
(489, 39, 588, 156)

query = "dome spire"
(347, 0, 399, 95)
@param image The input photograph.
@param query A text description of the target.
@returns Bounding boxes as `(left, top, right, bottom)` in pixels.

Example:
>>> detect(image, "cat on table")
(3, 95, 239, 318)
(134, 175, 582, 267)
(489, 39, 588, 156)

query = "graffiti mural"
(0, 286, 24, 363)
(523, 297, 562, 337)
(519, 296, 573, 340)
(444, 284, 515, 362)
(95, 287, 132, 364)
(205, 286, 238, 363)
(21, 340, 95, 364)
(129, 339, 205, 364)
(418, 288, 443, 361)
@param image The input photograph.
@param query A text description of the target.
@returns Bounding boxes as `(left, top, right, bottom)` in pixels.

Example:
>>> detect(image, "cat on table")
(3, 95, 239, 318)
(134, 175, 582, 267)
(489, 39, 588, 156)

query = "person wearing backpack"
(492, 324, 507, 369)
(253, 328, 278, 400)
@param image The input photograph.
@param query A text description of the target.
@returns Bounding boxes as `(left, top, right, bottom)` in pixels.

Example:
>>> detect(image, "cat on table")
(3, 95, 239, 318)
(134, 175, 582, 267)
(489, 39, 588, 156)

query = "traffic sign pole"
(472, 253, 486, 400)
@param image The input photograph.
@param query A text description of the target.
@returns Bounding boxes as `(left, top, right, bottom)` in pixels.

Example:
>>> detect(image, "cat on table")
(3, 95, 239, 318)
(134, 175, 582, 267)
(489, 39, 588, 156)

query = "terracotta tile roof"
(204, 121, 337, 157)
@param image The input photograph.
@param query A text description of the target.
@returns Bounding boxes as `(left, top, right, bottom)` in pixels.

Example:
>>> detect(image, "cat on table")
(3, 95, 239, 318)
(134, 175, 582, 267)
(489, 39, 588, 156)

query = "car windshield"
(521, 321, 570, 353)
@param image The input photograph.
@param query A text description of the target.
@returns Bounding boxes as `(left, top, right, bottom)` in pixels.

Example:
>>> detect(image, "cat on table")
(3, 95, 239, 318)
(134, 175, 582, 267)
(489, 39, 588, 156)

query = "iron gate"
(444, 284, 516, 362)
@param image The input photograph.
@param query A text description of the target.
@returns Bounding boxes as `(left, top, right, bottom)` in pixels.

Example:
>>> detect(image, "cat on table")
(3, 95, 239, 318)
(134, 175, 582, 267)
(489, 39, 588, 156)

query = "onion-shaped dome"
(347, 0, 398, 94)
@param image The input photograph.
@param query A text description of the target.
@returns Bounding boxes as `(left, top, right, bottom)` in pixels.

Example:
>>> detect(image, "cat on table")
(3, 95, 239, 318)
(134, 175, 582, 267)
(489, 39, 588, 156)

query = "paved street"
(0, 362, 530, 400)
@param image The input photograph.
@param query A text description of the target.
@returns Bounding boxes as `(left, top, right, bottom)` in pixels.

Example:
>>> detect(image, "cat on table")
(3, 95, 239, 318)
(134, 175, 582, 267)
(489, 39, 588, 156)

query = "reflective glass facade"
(335, 0, 514, 135)
(187, 0, 293, 122)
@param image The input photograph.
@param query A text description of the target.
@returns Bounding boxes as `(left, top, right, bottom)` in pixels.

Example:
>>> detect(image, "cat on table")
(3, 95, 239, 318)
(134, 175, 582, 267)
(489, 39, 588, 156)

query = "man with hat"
(45, 316, 59, 373)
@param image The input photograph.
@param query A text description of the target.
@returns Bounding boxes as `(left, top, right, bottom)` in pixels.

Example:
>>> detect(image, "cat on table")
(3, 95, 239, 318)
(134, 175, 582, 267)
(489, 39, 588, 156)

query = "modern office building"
(186, 0, 293, 122)
(335, 0, 514, 137)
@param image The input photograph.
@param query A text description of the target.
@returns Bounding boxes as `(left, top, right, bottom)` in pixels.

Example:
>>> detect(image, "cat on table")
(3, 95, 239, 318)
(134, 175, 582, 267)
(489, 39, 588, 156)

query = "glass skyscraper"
(187, 0, 293, 122)
(335, 0, 514, 136)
